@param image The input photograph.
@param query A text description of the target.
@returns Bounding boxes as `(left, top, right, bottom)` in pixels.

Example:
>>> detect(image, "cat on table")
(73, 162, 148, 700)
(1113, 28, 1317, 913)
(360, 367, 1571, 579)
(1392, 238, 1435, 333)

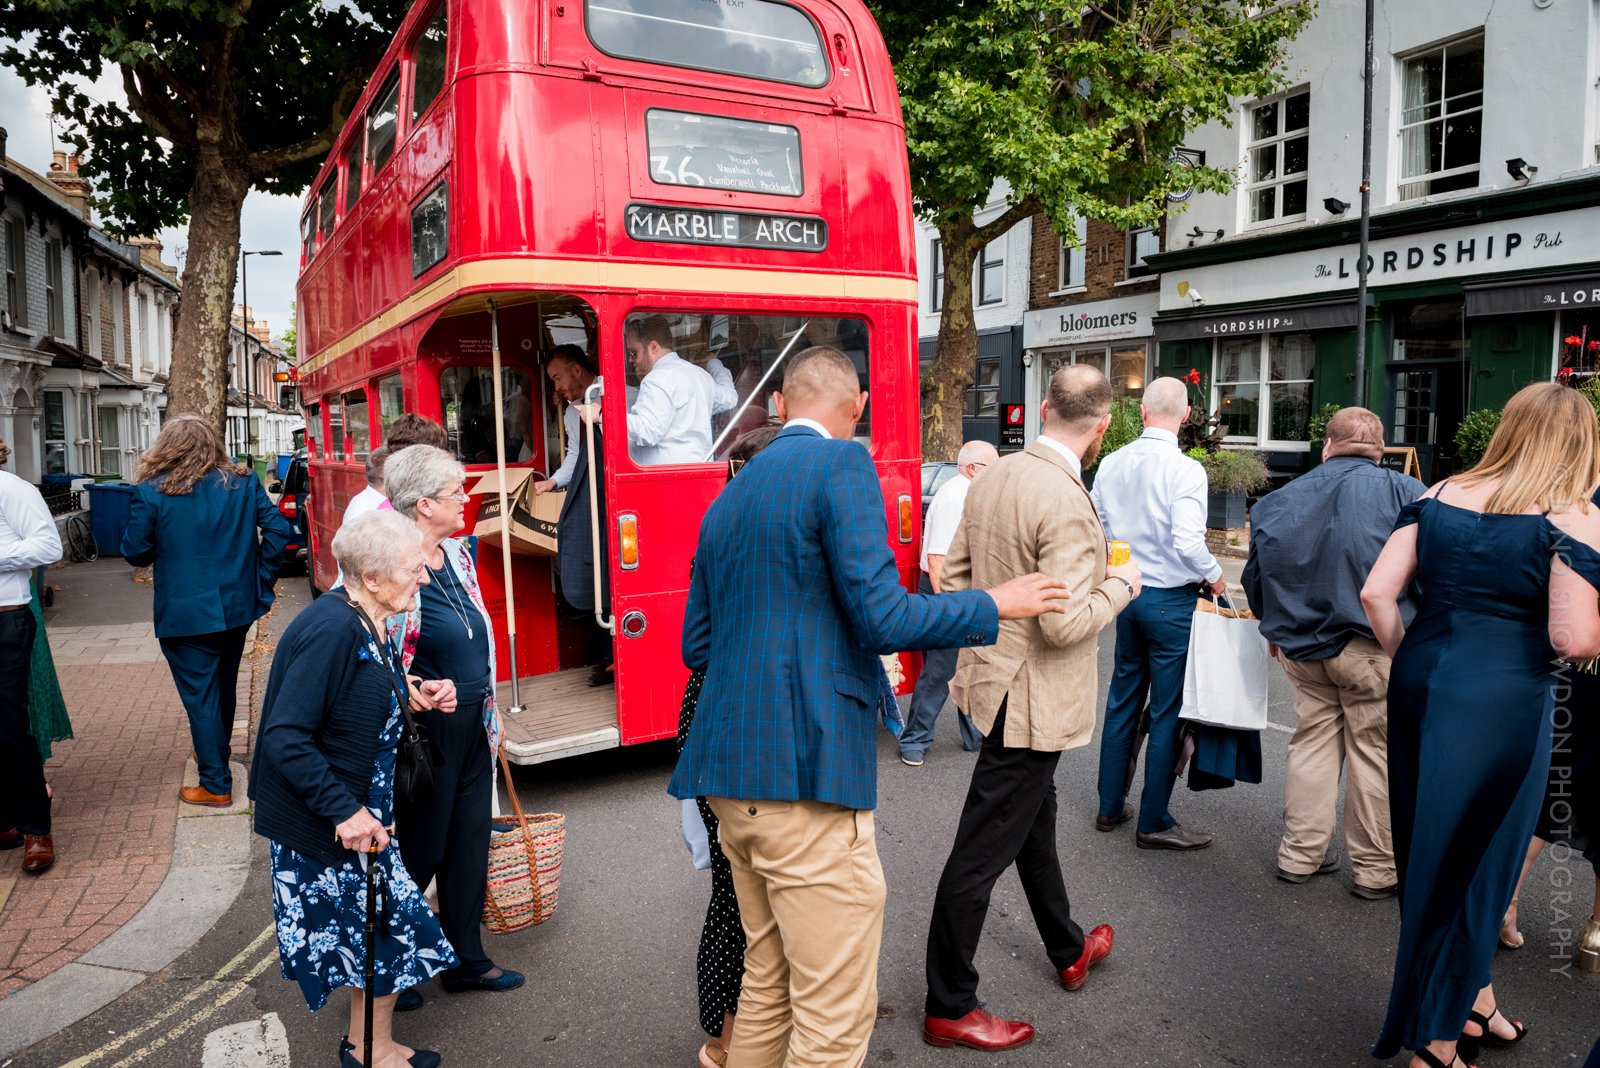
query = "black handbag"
(345, 596, 441, 806)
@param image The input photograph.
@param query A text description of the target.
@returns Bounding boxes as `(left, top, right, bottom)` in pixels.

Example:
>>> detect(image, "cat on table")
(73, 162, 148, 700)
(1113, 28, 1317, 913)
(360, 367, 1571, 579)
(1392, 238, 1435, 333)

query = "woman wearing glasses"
(382, 445, 525, 1010)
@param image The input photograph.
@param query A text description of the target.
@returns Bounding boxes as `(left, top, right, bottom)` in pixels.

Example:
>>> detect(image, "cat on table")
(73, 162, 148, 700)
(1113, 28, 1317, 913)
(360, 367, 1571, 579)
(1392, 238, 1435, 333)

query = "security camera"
(1187, 288, 1206, 306)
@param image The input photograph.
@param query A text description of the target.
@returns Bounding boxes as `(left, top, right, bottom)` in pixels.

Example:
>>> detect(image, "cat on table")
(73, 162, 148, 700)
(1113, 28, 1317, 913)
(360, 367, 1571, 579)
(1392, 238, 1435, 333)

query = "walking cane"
(363, 839, 384, 1068)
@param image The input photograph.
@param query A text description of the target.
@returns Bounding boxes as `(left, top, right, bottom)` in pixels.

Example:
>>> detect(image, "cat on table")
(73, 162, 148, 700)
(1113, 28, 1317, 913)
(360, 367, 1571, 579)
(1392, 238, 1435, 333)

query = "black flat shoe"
(339, 1041, 442, 1067)
(441, 967, 525, 994)
(395, 986, 424, 1012)
(1459, 1005, 1526, 1062)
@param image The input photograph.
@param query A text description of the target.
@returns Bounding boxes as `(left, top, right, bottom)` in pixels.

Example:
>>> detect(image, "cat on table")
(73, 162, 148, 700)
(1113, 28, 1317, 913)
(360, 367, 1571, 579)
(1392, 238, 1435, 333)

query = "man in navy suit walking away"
(670, 347, 1070, 1068)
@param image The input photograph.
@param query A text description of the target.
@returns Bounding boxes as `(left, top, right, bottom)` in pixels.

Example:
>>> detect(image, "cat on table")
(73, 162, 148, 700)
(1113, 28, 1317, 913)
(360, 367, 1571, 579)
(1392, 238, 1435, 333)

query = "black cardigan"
(249, 593, 401, 865)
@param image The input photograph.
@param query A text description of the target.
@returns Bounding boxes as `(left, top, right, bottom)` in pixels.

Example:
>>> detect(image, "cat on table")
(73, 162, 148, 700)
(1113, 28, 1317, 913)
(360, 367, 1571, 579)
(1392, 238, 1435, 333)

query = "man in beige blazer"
(921, 363, 1144, 1052)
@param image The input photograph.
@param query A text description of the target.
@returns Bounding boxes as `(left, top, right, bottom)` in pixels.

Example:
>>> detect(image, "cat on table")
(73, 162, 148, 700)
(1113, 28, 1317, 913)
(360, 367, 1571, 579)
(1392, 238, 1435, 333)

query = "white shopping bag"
(1180, 596, 1272, 731)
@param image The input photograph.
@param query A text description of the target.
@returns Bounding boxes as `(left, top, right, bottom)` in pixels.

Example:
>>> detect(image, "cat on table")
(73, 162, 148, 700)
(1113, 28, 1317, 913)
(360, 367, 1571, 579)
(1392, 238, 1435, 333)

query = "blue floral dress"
(268, 638, 458, 1011)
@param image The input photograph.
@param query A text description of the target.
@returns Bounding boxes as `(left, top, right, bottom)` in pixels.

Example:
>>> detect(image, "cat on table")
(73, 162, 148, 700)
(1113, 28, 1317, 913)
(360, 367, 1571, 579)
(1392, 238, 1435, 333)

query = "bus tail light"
(896, 495, 914, 544)
(618, 513, 639, 570)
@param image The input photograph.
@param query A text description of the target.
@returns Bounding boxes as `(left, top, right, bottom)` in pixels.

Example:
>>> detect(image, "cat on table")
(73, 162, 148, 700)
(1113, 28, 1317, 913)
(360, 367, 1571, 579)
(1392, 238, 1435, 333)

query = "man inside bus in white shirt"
(342, 446, 390, 525)
(534, 344, 597, 496)
(623, 315, 717, 465)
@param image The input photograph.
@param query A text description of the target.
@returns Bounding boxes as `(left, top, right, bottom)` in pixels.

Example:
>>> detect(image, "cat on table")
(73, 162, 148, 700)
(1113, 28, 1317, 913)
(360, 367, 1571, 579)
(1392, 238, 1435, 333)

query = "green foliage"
(1580, 379, 1600, 426)
(1453, 409, 1502, 469)
(1197, 448, 1271, 493)
(1307, 403, 1343, 452)
(281, 301, 298, 364)
(1091, 397, 1144, 468)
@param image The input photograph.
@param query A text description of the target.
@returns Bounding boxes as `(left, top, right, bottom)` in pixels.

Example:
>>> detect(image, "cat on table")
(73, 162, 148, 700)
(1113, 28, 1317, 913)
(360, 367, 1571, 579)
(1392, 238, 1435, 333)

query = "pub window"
(3, 216, 24, 326)
(1399, 35, 1483, 201)
(365, 69, 401, 176)
(45, 239, 64, 337)
(977, 238, 1004, 306)
(411, 180, 449, 276)
(1211, 332, 1315, 447)
(342, 136, 364, 212)
(1559, 309, 1600, 381)
(1245, 87, 1309, 226)
(586, 0, 829, 89)
(929, 237, 945, 313)
(344, 388, 371, 461)
(411, 4, 449, 124)
(378, 373, 405, 434)
(965, 357, 1000, 417)
(1056, 216, 1088, 291)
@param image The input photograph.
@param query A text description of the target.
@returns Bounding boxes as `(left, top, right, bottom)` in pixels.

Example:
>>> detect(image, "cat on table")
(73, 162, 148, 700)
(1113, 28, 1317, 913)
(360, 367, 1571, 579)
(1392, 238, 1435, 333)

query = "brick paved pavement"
(0, 620, 258, 1001)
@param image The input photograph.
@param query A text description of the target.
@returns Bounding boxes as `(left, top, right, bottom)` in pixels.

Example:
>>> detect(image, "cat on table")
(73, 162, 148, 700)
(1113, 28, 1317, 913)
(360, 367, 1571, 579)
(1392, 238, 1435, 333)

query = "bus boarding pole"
(583, 378, 614, 634)
(486, 299, 526, 714)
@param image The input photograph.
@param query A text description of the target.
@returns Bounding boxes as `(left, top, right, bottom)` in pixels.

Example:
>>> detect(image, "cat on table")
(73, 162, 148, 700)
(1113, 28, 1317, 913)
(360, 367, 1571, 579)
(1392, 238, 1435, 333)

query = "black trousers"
(398, 698, 494, 979)
(0, 610, 43, 834)
(924, 698, 1085, 1019)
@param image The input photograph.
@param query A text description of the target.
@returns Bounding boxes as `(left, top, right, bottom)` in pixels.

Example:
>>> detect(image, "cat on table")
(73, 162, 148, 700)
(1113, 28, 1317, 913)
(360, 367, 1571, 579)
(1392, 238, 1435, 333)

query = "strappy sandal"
(1458, 1005, 1527, 1062)
(697, 1039, 728, 1068)
(1411, 1047, 1471, 1068)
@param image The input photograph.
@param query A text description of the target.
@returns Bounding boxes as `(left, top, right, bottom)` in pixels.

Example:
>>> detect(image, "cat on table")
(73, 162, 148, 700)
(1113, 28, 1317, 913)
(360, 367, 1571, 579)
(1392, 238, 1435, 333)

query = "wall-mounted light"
(1324, 197, 1350, 215)
(1506, 158, 1538, 182)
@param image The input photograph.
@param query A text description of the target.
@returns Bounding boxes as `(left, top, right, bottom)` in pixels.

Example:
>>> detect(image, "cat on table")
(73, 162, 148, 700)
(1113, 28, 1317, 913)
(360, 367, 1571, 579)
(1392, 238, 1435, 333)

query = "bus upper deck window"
(365, 70, 401, 175)
(300, 210, 317, 262)
(342, 136, 364, 212)
(411, 5, 448, 124)
(586, 0, 829, 88)
(317, 183, 337, 243)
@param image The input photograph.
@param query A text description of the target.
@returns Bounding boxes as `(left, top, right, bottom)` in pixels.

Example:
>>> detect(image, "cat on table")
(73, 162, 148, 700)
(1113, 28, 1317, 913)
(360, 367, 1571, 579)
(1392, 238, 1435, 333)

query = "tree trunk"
(921, 218, 982, 462)
(167, 150, 251, 431)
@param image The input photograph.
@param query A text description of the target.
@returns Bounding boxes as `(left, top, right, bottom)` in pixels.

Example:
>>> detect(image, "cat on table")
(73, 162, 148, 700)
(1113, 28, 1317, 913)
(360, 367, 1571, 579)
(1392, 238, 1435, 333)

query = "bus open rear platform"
(497, 668, 620, 764)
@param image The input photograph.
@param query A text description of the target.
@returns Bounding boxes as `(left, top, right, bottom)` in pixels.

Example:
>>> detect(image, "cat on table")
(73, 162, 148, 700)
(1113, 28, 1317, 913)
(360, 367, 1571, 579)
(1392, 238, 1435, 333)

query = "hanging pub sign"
(625, 202, 827, 253)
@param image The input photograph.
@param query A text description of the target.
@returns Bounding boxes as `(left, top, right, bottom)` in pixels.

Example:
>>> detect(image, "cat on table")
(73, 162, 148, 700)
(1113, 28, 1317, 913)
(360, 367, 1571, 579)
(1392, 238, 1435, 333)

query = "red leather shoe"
(180, 786, 233, 807)
(0, 827, 21, 849)
(1059, 923, 1114, 990)
(22, 833, 54, 874)
(922, 1007, 1035, 1051)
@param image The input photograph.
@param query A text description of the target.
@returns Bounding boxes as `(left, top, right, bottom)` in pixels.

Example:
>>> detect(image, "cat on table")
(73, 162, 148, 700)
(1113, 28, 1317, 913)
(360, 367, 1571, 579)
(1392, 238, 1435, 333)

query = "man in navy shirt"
(1243, 406, 1424, 899)
(670, 346, 1068, 1067)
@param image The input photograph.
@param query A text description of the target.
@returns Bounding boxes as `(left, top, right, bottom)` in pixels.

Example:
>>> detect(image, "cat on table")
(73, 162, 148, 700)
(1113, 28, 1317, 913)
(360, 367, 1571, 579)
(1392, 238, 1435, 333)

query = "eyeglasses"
(398, 561, 428, 580)
(429, 491, 470, 504)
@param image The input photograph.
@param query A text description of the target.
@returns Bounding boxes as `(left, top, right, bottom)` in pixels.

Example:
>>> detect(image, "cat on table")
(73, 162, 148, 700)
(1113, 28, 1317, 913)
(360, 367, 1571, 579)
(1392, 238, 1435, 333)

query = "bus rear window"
(586, 0, 828, 88)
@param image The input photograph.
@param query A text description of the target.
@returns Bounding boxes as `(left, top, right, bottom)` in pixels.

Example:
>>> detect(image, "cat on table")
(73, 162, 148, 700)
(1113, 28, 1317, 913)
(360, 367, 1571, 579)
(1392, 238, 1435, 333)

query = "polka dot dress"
(678, 669, 746, 1037)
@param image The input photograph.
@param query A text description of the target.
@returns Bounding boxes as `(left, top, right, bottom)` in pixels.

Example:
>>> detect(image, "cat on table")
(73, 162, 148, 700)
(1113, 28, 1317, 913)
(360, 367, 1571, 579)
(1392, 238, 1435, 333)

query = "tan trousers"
(707, 797, 887, 1068)
(1278, 637, 1396, 888)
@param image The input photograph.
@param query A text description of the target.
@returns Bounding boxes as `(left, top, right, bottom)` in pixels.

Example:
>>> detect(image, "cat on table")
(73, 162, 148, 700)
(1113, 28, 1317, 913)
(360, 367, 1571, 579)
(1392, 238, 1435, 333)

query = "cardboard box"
(468, 468, 563, 557)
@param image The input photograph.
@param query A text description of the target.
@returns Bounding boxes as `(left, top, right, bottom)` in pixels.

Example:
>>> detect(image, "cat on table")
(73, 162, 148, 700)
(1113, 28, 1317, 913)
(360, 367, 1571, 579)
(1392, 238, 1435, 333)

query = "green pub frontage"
(1146, 178, 1600, 484)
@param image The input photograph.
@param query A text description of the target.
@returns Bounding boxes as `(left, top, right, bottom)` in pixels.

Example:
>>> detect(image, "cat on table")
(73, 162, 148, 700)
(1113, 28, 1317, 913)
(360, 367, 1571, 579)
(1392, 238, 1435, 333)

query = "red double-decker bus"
(295, 0, 921, 763)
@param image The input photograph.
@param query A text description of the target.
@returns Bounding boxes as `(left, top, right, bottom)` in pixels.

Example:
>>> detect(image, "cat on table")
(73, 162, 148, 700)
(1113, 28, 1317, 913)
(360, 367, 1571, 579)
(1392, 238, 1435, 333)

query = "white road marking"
(201, 1013, 290, 1068)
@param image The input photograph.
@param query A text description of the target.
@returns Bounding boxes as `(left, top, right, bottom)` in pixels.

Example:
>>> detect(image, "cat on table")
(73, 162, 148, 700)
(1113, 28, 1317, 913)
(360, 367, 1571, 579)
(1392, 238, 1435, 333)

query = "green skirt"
(29, 571, 71, 760)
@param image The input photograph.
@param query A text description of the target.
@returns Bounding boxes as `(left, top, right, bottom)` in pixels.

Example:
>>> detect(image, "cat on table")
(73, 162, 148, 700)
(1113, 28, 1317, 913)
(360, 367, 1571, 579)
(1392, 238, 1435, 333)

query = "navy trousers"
(0, 609, 44, 834)
(398, 696, 494, 980)
(900, 572, 982, 758)
(159, 625, 250, 795)
(1096, 584, 1197, 834)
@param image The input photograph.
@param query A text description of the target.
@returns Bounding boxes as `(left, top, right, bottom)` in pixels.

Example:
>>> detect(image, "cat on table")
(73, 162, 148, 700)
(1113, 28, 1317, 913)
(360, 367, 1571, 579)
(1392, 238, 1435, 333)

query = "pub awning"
(1464, 273, 1600, 317)
(1151, 299, 1361, 342)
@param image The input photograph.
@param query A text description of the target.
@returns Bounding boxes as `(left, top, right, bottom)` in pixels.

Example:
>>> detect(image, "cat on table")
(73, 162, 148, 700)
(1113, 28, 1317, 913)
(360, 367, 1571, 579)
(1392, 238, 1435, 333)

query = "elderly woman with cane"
(251, 510, 459, 1067)
(382, 445, 523, 1009)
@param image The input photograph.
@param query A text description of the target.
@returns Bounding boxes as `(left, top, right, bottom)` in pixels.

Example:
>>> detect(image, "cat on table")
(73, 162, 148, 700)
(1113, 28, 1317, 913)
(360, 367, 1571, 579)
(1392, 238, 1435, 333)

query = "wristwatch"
(1107, 576, 1135, 597)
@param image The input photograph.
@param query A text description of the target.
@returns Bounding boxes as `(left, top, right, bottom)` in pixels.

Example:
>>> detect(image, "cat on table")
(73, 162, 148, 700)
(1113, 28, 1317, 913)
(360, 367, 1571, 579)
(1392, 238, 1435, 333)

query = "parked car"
(921, 461, 958, 519)
(267, 448, 309, 573)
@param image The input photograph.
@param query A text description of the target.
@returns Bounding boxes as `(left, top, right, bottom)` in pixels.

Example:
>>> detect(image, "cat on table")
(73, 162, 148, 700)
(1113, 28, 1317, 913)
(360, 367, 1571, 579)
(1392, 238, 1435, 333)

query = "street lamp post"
(240, 249, 282, 468)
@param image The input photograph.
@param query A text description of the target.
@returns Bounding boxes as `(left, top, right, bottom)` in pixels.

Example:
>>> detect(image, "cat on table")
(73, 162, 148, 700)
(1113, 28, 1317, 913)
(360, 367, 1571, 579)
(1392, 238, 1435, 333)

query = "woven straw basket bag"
(482, 744, 565, 934)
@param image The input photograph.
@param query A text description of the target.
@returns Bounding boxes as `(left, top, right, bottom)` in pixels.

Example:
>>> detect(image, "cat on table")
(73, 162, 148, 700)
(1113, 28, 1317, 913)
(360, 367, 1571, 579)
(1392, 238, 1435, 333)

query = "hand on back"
(989, 572, 1072, 619)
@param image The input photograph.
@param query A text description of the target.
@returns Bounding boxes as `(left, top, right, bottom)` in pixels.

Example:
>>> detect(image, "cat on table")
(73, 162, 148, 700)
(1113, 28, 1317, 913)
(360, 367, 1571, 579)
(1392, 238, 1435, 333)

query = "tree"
(0, 0, 408, 426)
(280, 300, 297, 365)
(868, 0, 1314, 460)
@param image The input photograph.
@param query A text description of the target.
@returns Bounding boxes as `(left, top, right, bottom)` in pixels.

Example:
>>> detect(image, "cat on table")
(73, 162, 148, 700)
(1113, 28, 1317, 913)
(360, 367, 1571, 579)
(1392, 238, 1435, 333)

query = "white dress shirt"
(921, 473, 971, 573)
(0, 471, 62, 606)
(551, 403, 582, 489)
(785, 417, 831, 439)
(628, 352, 716, 465)
(342, 484, 385, 526)
(706, 358, 738, 415)
(1091, 427, 1222, 588)
(1034, 433, 1084, 481)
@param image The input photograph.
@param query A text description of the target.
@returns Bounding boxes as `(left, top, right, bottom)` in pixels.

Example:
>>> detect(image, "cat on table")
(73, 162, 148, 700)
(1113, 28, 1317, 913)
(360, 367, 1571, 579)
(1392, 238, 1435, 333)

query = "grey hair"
(384, 445, 467, 519)
(1142, 377, 1189, 418)
(331, 510, 422, 585)
(956, 440, 998, 467)
(364, 445, 390, 489)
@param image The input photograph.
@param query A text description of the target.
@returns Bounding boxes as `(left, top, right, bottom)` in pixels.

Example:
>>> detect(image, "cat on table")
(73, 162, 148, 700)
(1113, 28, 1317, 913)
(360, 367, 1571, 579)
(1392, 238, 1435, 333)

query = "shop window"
(1246, 88, 1310, 225)
(1392, 301, 1467, 361)
(1211, 332, 1315, 446)
(1110, 345, 1147, 397)
(1057, 216, 1088, 291)
(344, 389, 371, 461)
(1558, 310, 1600, 381)
(977, 238, 1005, 306)
(440, 365, 535, 463)
(1399, 35, 1483, 201)
(378, 374, 405, 435)
(966, 357, 1000, 417)
(929, 237, 944, 313)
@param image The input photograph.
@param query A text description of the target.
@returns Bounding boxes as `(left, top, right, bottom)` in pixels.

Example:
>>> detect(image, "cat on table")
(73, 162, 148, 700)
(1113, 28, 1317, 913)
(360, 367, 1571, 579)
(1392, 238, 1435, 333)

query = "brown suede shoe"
(179, 786, 233, 807)
(22, 833, 53, 874)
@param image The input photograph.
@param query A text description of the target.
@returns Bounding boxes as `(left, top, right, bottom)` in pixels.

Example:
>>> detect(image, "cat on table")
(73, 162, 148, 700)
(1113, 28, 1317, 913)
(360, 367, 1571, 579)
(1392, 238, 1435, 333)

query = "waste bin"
(276, 453, 293, 480)
(84, 482, 136, 558)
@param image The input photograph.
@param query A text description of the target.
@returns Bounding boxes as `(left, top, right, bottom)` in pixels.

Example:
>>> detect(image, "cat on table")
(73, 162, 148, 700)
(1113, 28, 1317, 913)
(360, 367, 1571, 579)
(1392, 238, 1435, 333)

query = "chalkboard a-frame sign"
(1379, 446, 1421, 480)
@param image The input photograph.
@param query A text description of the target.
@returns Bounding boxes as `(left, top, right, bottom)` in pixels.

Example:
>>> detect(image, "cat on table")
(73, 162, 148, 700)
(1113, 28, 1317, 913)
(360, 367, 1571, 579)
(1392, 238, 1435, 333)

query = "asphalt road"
(13, 582, 1599, 1067)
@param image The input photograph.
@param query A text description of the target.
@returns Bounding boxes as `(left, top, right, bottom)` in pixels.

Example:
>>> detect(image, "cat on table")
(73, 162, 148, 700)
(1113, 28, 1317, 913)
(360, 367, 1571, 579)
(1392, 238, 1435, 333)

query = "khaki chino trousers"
(1278, 637, 1396, 888)
(707, 797, 887, 1068)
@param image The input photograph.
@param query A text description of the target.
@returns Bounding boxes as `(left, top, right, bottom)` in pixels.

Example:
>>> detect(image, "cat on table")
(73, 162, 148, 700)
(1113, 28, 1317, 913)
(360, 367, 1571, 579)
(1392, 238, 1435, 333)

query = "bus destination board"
(646, 110, 803, 197)
(625, 202, 827, 253)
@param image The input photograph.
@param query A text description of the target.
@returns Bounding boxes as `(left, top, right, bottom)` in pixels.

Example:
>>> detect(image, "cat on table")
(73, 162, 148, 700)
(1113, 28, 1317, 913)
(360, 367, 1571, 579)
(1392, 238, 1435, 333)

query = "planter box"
(1207, 489, 1247, 530)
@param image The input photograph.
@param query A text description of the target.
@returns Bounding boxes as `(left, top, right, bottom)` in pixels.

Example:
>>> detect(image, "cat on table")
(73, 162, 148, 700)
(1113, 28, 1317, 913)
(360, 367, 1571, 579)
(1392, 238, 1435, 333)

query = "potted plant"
(1085, 397, 1144, 488)
(1177, 369, 1269, 528)
(1453, 408, 1501, 470)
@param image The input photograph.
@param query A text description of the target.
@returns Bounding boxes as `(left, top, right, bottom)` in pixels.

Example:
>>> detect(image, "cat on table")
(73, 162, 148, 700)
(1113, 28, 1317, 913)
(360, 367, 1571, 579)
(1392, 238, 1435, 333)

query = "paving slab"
(0, 962, 145, 1056)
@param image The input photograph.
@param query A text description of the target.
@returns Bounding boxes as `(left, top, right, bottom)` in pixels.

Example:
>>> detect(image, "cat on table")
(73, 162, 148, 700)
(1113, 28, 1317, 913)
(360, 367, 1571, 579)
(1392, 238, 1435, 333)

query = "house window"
(43, 392, 66, 475)
(3, 217, 23, 326)
(111, 279, 125, 364)
(965, 357, 1000, 417)
(85, 271, 101, 355)
(77, 393, 93, 471)
(1399, 35, 1484, 200)
(1246, 88, 1310, 225)
(137, 294, 151, 371)
(97, 406, 121, 476)
(1126, 225, 1160, 277)
(1057, 216, 1087, 291)
(929, 237, 944, 313)
(1212, 332, 1315, 446)
(45, 239, 64, 336)
(977, 238, 1004, 306)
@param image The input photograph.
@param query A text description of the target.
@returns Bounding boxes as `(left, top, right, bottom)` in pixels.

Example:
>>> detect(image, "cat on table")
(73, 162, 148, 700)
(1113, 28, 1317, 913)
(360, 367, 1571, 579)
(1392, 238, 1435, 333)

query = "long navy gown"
(1374, 496, 1579, 1057)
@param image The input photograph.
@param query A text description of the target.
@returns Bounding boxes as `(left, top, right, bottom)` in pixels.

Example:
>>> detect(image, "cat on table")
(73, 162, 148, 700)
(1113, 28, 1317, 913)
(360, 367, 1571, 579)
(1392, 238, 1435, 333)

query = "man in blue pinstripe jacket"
(670, 346, 1070, 1068)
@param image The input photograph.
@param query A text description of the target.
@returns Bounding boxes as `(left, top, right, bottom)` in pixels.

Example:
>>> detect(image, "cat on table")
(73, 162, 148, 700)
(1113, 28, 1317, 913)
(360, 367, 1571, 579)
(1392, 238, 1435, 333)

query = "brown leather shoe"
(0, 827, 21, 849)
(22, 833, 53, 874)
(1059, 923, 1114, 990)
(1094, 804, 1134, 832)
(179, 786, 233, 807)
(922, 1007, 1035, 1051)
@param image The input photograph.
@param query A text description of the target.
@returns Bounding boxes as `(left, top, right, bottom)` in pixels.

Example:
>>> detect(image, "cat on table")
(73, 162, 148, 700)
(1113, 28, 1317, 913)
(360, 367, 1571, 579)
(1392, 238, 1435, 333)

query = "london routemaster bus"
(296, 0, 922, 763)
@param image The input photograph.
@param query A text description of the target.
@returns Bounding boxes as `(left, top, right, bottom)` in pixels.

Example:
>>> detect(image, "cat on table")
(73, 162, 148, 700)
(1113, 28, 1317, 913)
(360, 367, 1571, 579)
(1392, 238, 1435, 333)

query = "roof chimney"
(128, 235, 175, 278)
(45, 150, 92, 221)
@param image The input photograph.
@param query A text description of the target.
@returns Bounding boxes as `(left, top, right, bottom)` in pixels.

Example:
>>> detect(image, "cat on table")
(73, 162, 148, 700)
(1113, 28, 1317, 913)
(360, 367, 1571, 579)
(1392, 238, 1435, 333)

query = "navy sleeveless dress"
(1374, 497, 1569, 1056)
